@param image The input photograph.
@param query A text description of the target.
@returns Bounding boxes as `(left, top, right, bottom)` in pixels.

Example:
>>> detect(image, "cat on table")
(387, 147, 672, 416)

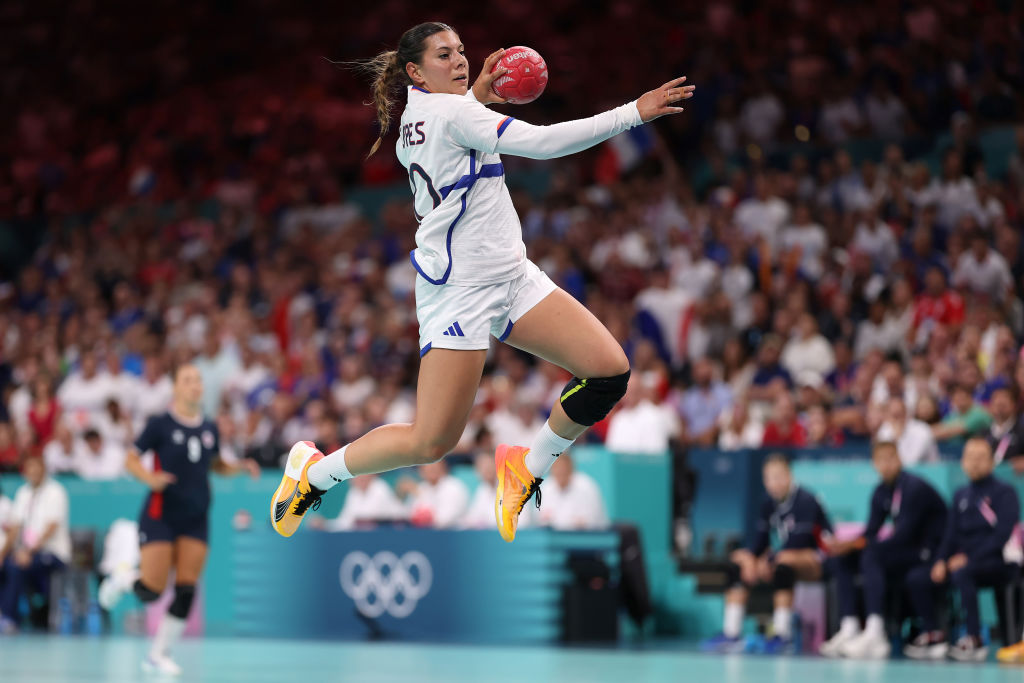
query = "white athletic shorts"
(416, 259, 557, 356)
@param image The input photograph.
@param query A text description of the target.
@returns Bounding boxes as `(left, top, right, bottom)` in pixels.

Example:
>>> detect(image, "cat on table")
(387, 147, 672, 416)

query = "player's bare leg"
(142, 538, 208, 675)
(494, 288, 630, 541)
(271, 349, 486, 537)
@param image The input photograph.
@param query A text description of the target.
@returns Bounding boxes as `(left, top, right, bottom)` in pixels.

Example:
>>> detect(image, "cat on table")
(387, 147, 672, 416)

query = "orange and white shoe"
(494, 444, 542, 543)
(270, 441, 325, 538)
(997, 640, 1024, 663)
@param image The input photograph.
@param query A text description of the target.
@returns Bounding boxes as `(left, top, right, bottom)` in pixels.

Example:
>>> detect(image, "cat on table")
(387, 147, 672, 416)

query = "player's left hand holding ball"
(636, 77, 695, 122)
(472, 48, 509, 104)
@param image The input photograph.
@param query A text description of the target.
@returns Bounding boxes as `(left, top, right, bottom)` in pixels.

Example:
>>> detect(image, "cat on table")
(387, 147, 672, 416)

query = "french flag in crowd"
(594, 126, 654, 184)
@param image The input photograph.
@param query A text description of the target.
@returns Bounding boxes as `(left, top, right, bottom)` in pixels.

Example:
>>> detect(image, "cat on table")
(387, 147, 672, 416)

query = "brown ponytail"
(364, 50, 405, 158)
(350, 22, 456, 158)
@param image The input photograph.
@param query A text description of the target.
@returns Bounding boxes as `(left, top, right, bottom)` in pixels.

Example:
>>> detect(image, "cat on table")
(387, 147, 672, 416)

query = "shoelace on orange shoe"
(293, 486, 324, 515)
(514, 478, 543, 514)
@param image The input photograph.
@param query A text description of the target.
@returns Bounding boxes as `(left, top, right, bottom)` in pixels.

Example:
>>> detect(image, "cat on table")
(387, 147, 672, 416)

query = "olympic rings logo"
(339, 551, 433, 619)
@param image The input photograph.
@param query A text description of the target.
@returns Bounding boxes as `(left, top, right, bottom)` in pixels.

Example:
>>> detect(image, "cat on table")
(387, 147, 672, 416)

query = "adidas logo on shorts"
(442, 321, 465, 337)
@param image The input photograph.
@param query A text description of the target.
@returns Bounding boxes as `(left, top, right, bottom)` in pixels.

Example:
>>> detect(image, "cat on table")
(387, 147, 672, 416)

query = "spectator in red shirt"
(913, 266, 965, 343)
(0, 422, 22, 472)
(762, 393, 808, 447)
(27, 375, 60, 451)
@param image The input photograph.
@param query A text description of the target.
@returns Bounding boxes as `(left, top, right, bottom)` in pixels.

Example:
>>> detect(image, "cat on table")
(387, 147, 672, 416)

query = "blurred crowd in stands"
(0, 0, 1023, 490)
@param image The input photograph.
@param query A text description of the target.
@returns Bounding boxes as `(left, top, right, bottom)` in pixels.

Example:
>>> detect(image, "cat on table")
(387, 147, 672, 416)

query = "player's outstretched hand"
(472, 48, 509, 105)
(637, 77, 695, 123)
(148, 471, 177, 491)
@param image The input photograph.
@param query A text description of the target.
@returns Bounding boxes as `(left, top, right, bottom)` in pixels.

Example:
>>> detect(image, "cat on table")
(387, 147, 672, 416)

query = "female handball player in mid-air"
(271, 21, 694, 542)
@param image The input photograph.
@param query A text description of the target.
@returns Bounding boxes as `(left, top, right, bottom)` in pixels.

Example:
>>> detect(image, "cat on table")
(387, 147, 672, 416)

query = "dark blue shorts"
(138, 514, 209, 546)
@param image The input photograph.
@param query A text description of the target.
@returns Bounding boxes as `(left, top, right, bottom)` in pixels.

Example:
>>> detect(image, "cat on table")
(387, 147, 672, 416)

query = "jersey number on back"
(408, 164, 440, 222)
(187, 436, 201, 463)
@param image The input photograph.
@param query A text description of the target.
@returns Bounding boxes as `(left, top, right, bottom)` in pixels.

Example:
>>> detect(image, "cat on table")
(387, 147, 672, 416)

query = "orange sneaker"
(270, 441, 325, 538)
(997, 640, 1024, 663)
(494, 444, 542, 543)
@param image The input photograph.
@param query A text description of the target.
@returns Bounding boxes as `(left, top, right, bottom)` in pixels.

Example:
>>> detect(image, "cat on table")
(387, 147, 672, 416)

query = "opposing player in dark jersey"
(98, 363, 258, 675)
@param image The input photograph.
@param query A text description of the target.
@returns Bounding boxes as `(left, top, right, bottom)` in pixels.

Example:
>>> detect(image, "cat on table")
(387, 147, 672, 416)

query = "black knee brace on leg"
(559, 370, 630, 426)
(133, 579, 160, 603)
(168, 584, 195, 619)
(724, 561, 743, 588)
(772, 564, 797, 591)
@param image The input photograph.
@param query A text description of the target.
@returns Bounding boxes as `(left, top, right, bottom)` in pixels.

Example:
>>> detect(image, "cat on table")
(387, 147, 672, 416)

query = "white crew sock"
(723, 602, 745, 638)
(773, 606, 793, 639)
(839, 616, 861, 638)
(307, 445, 352, 491)
(864, 614, 885, 639)
(524, 422, 576, 479)
(150, 613, 186, 658)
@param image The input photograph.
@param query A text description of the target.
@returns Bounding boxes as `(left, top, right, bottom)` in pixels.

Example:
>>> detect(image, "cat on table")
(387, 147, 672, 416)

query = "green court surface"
(1, 636, 1023, 683)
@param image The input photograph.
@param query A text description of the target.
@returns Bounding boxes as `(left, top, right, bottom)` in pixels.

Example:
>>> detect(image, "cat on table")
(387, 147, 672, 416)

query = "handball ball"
(491, 46, 548, 104)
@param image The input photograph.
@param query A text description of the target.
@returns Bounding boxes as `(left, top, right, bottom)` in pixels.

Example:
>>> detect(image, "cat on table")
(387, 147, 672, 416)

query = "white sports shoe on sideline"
(839, 630, 891, 659)
(142, 653, 182, 676)
(819, 629, 859, 658)
(98, 567, 139, 611)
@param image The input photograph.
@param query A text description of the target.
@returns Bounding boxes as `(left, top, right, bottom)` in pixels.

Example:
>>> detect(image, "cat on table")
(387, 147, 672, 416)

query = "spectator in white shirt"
(780, 204, 828, 281)
(818, 85, 864, 144)
(73, 428, 126, 481)
(42, 422, 76, 474)
(739, 79, 784, 146)
(102, 353, 140, 414)
(95, 398, 134, 448)
(876, 397, 939, 465)
(133, 354, 173, 432)
(57, 349, 114, 433)
(0, 457, 71, 632)
(539, 453, 609, 531)
(851, 205, 899, 270)
(953, 230, 1014, 302)
(864, 77, 907, 140)
(855, 299, 903, 360)
(606, 378, 680, 454)
(330, 355, 376, 413)
(399, 460, 469, 529)
(485, 388, 545, 450)
(192, 328, 240, 418)
(935, 150, 980, 230)
(6, 356, 42, 435)
(734, 174, 789, 253)
(462, 453, 498, 530)
(781, 314, 836, 381)
(313, 474, 405, 532)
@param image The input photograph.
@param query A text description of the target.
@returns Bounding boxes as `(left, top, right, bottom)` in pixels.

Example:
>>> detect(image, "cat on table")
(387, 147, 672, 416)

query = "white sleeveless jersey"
(396, 85, 643, 286)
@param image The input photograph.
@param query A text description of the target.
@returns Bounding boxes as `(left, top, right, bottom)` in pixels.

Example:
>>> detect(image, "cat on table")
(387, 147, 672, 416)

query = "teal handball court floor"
(1, 636, 1022, 682)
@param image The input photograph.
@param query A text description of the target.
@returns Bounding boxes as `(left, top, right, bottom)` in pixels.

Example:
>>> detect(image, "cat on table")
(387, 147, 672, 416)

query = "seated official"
(311, 474, 406, 532)
(986, 386, 1024, 473)
(537, 453, 608, 531)
(702, 454, 832, 654)
(0, 457, 71, 633)
(821, 441, 947, 659)
(904, 437, 1020, 662)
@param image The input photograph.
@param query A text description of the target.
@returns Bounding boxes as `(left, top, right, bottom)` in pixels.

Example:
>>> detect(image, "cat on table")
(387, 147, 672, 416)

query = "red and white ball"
(491, 46, 548, 105)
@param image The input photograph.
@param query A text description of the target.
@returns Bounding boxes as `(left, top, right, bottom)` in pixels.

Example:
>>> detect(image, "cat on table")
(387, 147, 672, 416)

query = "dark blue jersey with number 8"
(135, 412, 220, 524)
